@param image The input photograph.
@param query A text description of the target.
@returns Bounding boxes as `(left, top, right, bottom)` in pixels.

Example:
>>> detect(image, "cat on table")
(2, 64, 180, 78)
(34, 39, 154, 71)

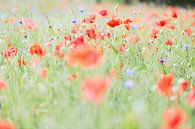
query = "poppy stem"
(192, 108, 195, 117)
(161, 64, 166, 74)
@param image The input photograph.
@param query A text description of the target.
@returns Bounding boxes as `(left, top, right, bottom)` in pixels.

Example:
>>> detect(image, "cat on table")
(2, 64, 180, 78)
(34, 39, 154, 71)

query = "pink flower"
(22, 18, 36, 31)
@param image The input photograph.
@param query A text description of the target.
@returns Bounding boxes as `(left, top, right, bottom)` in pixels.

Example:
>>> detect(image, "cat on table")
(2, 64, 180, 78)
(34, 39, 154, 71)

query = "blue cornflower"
(125, 68, 135, 77)
(184, 44, 190, 51)
(131, 25, 138, 30)
(18, 20, 22, 24)
(123, 80, 135, 89)
(160, 58, 165, 64)
(71, 18, 77, 24)
(79, 9, 84, 14)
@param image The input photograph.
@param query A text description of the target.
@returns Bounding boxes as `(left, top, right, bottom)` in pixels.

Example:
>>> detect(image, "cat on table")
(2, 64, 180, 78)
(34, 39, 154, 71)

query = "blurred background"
(0, 0, 194, 8)
(94, 0, 195, 7)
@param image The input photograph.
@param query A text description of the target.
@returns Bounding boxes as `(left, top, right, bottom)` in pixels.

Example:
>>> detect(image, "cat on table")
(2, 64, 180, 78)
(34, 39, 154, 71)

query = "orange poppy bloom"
(186, 87, 195, 107)
(157, 74, 174, 97)
(0, 120, 15, 129)
(17, 59, 27, 66)
(161, 108, 185, 129)
(81, 76, 109, 103)
(66, 46, 101, 68)
(4, 17, 16, 24)
(29, 44, 45, 57)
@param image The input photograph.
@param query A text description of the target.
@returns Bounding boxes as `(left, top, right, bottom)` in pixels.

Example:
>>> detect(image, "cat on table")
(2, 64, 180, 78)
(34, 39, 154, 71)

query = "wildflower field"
(0, 1, 194, 129)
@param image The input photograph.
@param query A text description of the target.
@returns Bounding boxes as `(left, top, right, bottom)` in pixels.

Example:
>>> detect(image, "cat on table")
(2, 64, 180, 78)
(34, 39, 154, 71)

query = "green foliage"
(0, 1, 194, 129)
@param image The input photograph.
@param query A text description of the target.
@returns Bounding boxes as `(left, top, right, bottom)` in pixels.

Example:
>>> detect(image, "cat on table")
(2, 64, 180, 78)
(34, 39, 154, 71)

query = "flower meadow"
(0, 1, 194, 129)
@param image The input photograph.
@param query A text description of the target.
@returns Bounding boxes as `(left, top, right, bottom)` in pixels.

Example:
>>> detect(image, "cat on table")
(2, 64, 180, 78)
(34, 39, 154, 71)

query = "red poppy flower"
(1, 48, 18, 58)
(124, 24, 130, 30)
(191, 20, 195, 26)
(161, 108, 185, 129)
(96, 31, 106, 40)
(82, 14, 96, 24)
(54, 43, 65, 59)
(119, 43, 127, 53)
(40, 68, 48, 79)
(30, 58, 42, 68)
(167, 24, 177, 30)
(128, 35, 140, 43)
(71, 25, 80, 33)
(165, 40, 173, 46)
(157, 74, 174, 97)
(54, 51, 64, 59)
(0, 120, 15, 129)
(72, 35, 85, 47)
(66, 46, 101, 68)
(0, 80, 6, 91)
(67, 74, 77, 81)
(86, 28, 96, 39)
(150, 28, 159, 39)
(123, 18, 133, 24)
(186, 87, 195, 107)
(55, 44, 63, 52)
(81, 76, 109, 103)
(99, 9, 108, 17)
(122, 33, 127, 39)
(150, 13, 159, 18)
(184, 27, 192, 36)
(64, 35, 72, 42)
(106, 32, 111, 38)
(29, 44, 45, 57)
(107, 18, 122, 28)
(156, 19, 167, 27)
(177, 80, 189, 96)
(171, 10, 178, 18)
